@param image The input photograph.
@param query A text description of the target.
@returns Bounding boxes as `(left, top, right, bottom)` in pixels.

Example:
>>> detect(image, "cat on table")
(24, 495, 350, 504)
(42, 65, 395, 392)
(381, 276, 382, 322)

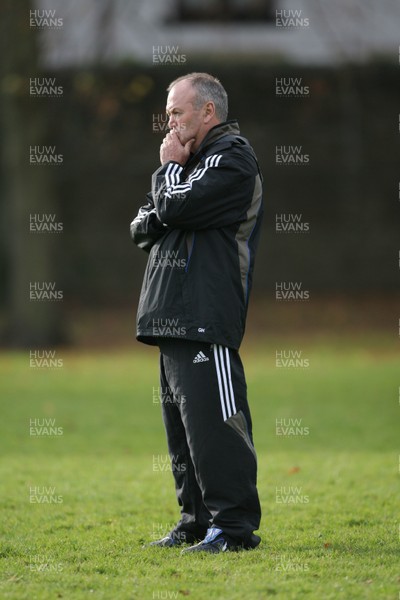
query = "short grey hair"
(167, 72, 228, 122)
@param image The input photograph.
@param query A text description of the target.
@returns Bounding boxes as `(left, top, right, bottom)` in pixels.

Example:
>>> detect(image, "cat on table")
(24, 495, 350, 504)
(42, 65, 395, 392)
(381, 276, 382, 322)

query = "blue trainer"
(145, 530, 200, 548)
(181, 526, 261, 554)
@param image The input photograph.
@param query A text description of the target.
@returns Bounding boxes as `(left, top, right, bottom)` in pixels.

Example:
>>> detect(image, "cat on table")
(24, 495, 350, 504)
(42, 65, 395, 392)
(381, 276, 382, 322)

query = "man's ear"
(203, 101, 216, 123)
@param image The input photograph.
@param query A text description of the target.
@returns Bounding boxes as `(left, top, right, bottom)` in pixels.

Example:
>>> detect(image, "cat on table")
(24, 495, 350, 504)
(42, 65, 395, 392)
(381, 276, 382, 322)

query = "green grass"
(0, 334, 398, 599)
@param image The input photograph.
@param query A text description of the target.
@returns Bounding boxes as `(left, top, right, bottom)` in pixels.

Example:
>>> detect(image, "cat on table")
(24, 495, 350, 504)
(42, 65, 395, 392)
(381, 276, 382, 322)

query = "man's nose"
(168, 115, 175, 129)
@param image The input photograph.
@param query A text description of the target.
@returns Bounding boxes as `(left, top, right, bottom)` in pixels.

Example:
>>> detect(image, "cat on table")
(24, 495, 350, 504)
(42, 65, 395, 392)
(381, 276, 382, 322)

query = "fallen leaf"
(288, 466, 300, 474)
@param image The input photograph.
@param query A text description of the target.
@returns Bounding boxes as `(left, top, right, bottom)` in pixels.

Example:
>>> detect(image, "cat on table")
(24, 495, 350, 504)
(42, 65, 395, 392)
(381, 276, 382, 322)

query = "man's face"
(166, 80, 206, 150)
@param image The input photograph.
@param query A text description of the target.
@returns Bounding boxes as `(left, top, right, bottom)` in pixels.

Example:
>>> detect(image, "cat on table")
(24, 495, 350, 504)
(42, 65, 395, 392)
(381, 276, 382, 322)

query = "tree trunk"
(0, 0, 65, 346)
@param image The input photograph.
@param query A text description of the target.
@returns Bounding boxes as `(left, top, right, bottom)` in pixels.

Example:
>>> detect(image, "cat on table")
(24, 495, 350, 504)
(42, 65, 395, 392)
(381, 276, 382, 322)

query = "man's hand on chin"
(160, 131, 195, 166)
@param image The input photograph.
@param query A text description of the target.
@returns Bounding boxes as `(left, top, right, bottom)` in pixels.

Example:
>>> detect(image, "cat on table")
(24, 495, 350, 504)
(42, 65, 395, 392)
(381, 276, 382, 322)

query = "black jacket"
(130, 120, 264, 350)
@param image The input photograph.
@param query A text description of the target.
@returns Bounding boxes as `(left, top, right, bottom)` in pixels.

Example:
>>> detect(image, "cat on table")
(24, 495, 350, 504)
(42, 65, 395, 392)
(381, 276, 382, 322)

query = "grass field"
(0, 333, 398, 599)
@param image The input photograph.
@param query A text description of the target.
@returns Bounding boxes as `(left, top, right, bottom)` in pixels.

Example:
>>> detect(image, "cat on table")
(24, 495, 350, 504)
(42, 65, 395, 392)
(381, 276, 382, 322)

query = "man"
(130, 73, 263, 554)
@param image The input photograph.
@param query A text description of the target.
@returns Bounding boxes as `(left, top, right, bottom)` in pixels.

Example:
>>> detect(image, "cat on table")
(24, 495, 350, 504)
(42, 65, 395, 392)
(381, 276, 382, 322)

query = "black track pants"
(158, 338, 261, 545)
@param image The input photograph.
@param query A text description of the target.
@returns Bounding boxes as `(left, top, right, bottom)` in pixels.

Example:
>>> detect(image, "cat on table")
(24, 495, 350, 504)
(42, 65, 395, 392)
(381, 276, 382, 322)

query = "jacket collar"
(195, 120, 240, 156)
(183, 120, 240, 171)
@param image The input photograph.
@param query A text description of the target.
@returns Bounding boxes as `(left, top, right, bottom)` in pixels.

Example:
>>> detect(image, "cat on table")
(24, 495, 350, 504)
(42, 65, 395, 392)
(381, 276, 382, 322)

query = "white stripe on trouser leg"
(224, 347, 237, 415)
(213, 344, 237, 421)
(213, 344, 228, 421)
(218, 345, 233, 419)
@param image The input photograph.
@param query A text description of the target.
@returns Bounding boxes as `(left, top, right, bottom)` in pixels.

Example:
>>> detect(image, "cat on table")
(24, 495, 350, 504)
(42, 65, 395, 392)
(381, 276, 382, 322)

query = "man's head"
(166, 73, 228, 152)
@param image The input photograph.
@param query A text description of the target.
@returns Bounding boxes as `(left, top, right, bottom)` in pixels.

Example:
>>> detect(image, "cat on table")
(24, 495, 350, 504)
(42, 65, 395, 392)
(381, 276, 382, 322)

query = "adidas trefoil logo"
(193, 351, 209, 364)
